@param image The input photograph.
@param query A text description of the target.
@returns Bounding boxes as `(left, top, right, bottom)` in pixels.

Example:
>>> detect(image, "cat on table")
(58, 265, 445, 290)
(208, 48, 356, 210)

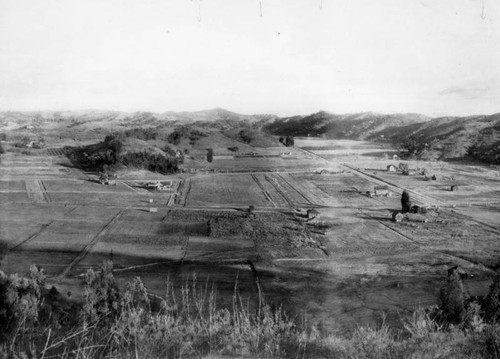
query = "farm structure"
(373, 185, 389, 196)
(99, 172, 117, 185)
(146, 180, 173, 191)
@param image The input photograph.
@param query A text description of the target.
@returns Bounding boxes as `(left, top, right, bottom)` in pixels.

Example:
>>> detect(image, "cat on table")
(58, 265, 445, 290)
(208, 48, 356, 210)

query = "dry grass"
(2, 263, 500, 359)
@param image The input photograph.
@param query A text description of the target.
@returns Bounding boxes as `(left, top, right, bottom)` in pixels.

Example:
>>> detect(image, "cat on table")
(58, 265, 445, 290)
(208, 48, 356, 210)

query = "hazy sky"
(0, 0, 499, 116)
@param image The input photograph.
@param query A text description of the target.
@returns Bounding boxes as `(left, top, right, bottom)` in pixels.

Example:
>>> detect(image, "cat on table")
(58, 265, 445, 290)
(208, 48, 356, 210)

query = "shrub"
(207, 148, 213, 163)
(346, 323, 399, 358)
(401, 135, 427, 157)
(0, 265, 45, 346)
(403, 306, 442, 338)
(167, 126, 190, 145)
(279, 136, 295, 147)
(484, 269, 500, 324)
(239, 129, 253, 144)
(401, 190, 411, 213)
(398, 162, 410, 175)
(82, 260, 120, 324)
(439, 271, 469, 326)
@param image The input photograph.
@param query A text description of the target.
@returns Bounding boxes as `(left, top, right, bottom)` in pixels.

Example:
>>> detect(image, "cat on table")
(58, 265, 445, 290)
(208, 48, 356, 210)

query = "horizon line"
(0, 107, 499, 119)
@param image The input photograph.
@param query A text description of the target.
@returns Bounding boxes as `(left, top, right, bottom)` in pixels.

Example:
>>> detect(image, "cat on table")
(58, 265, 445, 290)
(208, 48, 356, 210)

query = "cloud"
(440, 85, 496, 99)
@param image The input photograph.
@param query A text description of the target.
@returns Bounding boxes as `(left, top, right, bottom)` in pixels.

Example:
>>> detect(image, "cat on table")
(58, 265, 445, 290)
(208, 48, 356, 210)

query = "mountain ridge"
(1, 109, 499, 163)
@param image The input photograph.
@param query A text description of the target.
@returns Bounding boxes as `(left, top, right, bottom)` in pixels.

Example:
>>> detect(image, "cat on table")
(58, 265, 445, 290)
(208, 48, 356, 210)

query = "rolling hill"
(263, 111, 500, 162)
(1, 109, 499, 163)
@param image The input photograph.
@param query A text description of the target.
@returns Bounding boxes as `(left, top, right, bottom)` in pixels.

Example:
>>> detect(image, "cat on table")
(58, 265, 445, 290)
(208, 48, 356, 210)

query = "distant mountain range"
(1, 109, 499, 163)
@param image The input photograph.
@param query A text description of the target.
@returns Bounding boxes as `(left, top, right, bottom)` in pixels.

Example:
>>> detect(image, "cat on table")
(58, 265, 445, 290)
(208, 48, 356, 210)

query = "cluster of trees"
(435, 267, 500, 330)
(122, 127, 158, 140)
(238, 129, 253, 144)
(84, 135, 182, 174)
(400, 135, 427, 157)
(119, 151, 181, 174)
(279, 136, 294, 147)
(103, 135, 123, 159)
(167, 126, 207, 145)
(467, 141, 500, 164)
(104, 128, 159, 142)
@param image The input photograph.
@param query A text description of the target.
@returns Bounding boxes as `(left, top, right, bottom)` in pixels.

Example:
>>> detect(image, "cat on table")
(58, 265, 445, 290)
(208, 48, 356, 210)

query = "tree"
(398, 162, 410, 175)
(439, 270, 469, 325)
(484, 270, 500, 323)
(401, 190, 411, 213)
(238, 130, 252, 144)
(108, 139, 123, 155)
(401, 135, 426, 157)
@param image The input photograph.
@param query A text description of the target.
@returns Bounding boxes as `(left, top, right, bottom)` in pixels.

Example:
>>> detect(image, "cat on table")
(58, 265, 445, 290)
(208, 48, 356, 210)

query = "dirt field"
(1, 138, 499, 335)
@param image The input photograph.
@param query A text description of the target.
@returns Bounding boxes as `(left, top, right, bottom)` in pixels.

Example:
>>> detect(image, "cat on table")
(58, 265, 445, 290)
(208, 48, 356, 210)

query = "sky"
(0, 0, 499, 117)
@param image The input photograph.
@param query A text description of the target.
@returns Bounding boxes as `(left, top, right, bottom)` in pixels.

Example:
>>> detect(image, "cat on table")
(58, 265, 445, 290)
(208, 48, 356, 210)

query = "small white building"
(146, 180, 172, 191)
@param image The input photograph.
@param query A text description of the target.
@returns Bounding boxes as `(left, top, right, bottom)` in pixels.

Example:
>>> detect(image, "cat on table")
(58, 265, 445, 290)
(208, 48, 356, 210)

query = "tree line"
(82, 134, 183, 174)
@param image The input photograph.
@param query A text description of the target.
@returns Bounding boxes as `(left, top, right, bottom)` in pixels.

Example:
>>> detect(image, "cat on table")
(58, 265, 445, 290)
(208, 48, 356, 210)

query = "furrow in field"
(58, 209, 125, 278)
(25, 179, 50, 203)
(280, 172, 336, 206)
(254, 174, 289, 207)
(263, 174, 295, 207)
(251, 174, 277, 207)
(268, 173, 312, 206)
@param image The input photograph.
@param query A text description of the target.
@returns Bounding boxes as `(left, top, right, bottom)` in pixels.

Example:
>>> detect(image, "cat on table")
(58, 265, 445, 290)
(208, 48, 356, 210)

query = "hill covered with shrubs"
(263, 111, 500, 163)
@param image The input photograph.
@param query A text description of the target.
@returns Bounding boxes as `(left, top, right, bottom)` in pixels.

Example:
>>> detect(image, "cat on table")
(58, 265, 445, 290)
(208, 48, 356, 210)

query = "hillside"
(263, 111, 500, 163)
(373, 114, 500, 161)
(262, 111, 431, 139)
(2, 109, 500, 164)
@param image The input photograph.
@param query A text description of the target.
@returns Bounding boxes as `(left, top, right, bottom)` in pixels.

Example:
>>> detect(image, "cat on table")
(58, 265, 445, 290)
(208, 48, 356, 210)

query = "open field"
(1, 136, 500, 336)
(186, 174, 271, 207)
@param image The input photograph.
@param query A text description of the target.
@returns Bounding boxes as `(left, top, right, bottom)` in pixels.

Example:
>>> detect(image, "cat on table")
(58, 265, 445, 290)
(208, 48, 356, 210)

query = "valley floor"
(1, 138, 500, 334)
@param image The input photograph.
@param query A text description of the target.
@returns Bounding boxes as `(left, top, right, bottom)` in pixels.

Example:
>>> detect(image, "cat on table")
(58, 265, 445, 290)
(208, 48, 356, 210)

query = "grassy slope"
(2, 109, 500, 163)
(263, 111, 500, 162)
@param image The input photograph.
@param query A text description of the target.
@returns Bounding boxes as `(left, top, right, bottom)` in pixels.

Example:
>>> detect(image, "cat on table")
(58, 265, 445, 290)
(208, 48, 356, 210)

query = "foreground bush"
(2, 263, 500, 358)
(0, 262, 304, 358)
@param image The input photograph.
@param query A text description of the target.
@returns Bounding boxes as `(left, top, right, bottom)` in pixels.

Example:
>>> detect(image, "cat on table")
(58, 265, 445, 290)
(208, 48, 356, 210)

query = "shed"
(392, 211, 405, 222)
(99, 172, 117, 185)
(387, 164, 398, 172)
(147, 181, 166, 191)
(373, 185, 389, 196)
